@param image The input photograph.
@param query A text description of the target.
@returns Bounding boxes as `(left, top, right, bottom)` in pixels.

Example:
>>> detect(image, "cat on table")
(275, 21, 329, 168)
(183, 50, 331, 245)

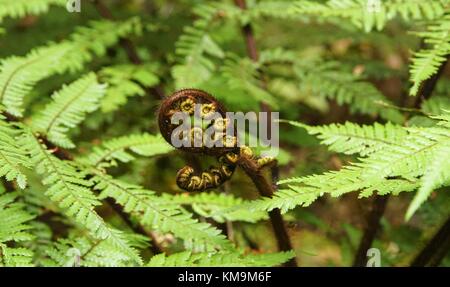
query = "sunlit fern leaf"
(32, 73, 106, 149)
(147, 250, 295, 267)
(290, 0, 448, 32)
(241, 116, 449, 216)
(409, 13, 450, 96)
(99, 64, 159, 113)
(0, 115, 31, 188)
(20, 129, 142, 265)
(281, 120, 407, 156)
(161, 192, 267, 223)
(406, 116, 450, 220)
(90, 170, 233, 252)
(0, 45, 71, 117)
(0, 0, 67, 23)
(0, 191, 35, 266)
(0, 18, 142, 117)
(83, 133, 173, 168)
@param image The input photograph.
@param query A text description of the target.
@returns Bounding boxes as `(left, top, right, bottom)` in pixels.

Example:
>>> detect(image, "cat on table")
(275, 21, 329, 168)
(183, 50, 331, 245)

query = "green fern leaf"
(32, 73, 106, 149)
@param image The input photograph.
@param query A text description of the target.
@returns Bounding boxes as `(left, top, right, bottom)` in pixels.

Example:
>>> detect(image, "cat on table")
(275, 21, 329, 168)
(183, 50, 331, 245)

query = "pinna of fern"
(234, 113, 450, 221)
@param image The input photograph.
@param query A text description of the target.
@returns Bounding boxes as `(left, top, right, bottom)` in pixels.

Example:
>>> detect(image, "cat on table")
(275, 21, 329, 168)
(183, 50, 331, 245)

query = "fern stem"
(353, 195, 389, 267)
(234, 0, 297, 267)
(411, 214, 450, 267)
(239, 156, 297, 267)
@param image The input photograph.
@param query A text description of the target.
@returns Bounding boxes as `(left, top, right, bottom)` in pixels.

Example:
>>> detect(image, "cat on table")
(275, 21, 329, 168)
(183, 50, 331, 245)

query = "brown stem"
(239, 156, 297, 267)
(353, 195, 389, 267)
(353, 55, 448, 267)
(411, 215, 450, 267)
(233, 0, 297, 266)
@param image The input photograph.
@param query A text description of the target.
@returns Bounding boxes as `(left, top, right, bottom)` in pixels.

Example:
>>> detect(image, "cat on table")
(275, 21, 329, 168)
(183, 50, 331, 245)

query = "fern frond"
(147, 250, 295, 267)
(0, 44, 72, 117)
(222, 54, 278, 108)
(83, 133, 173, 168)
(282, 120, 407, 156)
(0, 191, 35, 266)
(99, 64, 159, 112)
(161, 192, 267, 223)
(0, 0, 66, 23)
(291, 0, 448, 32)
(0, 18, 141, 117)
(32, 73, 106, 149)
(406, 143, 450, 220)
(242, 118, 449, 217)
(294, 60, 403, 122)
(91, 171, 233, 252)
(409, 14, 450, 96)
(42, 234, 148, 267)
(20, 130, 142, 265)
(0, 117, 30, 188)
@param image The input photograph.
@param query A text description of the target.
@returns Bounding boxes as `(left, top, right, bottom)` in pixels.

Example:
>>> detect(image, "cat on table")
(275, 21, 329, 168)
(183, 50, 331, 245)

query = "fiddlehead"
(158, 89, 276, 191)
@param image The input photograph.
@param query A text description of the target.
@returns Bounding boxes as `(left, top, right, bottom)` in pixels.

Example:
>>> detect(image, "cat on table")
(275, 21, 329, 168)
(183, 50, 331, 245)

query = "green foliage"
(83, 133, 173, 168)
(99, 64, 160, 112)
(0, 190, 35, 266)
(241, 116, 449, 220)
(147, 250, 295, 267)
(0, 0, 66, 23)
(409, 13, 450, 96)
(32, 73, 106, 148)
(0, 115, 30, 188)
(0, 0, 448, 267)
(290, 0, 449, 32)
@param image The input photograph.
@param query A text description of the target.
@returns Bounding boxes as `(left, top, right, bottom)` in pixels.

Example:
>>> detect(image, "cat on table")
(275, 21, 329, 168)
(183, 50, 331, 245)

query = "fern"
(32, 73, 106, 149)
(161, 192, 267, 223)
(409, 13, 450, 96)
(242, 116, 449, 219)
(0, 18, 141, 117)
(171, 3, 229, 88)
(90, 171, 233, 252)
(42, 234, 148, 267)
(147, 250, 295, 267)
(83, 133, 173, 168)
(294, 60, 403, 122)
(290, 0, 449, 32)
(0, 0, 66, 23)
(20, 129, 142, 265)
(0, 115, 31, 188)
(0, 190, 35, 266)
(281, 120, 407, 156)
(99, 64, 159, 113)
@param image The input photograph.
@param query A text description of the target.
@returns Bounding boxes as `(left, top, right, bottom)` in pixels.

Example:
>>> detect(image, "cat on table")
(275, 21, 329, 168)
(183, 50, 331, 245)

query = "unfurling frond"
(32, 73, 106, 149)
